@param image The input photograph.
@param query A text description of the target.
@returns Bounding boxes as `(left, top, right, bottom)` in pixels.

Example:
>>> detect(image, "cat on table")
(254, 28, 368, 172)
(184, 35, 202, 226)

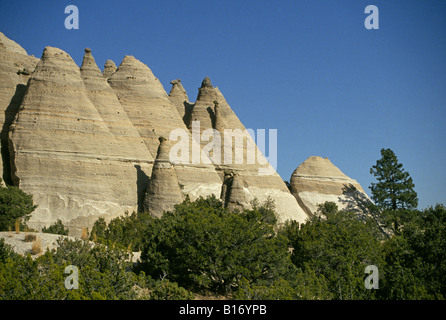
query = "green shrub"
(0, 185, 36, 231)
(90, 211, 153, 251)
(140, 195, 294, 295)
(42, 219, 69, 235)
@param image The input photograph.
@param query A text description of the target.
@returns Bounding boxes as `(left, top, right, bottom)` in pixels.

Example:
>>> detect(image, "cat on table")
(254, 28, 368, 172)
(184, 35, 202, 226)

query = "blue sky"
(1, 0, 445, 209)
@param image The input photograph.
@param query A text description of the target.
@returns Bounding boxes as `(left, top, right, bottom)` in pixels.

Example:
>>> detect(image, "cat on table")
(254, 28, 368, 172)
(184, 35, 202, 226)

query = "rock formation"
(107, 56, 223, 201)
(226, 173, 249, 212)
(8, 46, 145, 234)
(168, 79, 189, 108)
(80, 47, 155, 212)
(0, 32, 39, 186)
(289, 156, 373, 216)
(177, 76, 309, 223)
(143, 137, 184, 218)
(102, 59, 117, 79)
(2, 32, 381, 235)
(168, 79, 192, 127)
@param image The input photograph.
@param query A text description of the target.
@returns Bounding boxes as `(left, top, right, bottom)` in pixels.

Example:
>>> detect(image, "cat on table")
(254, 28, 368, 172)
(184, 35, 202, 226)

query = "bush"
(140, 195, 294, 295)
(42, 219, 69, 235)
(149, 279, 195, 300)
(90, 211, 153, 251)
(284, 201, 384, 300)
(0, 185, 36, 231)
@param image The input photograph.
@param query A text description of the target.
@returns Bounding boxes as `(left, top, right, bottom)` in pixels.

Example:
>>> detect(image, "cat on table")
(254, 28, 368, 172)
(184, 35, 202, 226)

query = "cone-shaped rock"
(0, 32, 39, 185)
(169, 79, 189, 106)
(144, 137, 184, 218)
(289, 156, 373, 216)
(108, 56, 223, 200)
(80, 48, 153, 160)
(169, 79, 193, 129)
(187, 77, 308, 223)
(102, 59, 117, 79)
(80, 48, 155, 212)
(8, 46, 139, 235)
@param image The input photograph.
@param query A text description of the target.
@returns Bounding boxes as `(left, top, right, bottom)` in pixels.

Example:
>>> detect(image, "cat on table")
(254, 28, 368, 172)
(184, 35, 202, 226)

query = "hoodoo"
(169, 79, 189, 107)
(107, 55, 223, 201)
(102, 59, 117, 79)
(144, 137, 184, 218)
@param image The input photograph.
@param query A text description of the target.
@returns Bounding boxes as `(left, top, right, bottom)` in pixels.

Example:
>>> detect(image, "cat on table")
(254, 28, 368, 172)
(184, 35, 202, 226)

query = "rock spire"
(144, 137, 184, 218)
(102, 59, 117, 79)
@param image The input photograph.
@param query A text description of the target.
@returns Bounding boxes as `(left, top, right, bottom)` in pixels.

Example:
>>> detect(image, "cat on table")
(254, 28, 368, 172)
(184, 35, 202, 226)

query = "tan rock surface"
(144, 137, 184, 218)
(8, 46, 142, 235)
(0, 32, 39, 186)
(108, 56, 223, 201)
(290, 156, 373, 216)
(80, 48, 155, 212)
(186, 77, 308, 223)
(102, 59, 117, 79)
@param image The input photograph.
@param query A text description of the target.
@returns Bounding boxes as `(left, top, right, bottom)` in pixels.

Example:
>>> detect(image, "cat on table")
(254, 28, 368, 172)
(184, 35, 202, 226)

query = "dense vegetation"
(0, 148, 444, 300)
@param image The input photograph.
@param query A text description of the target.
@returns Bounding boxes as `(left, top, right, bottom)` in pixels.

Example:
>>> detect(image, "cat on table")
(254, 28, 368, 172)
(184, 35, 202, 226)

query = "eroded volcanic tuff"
(0, 32, 371, 235)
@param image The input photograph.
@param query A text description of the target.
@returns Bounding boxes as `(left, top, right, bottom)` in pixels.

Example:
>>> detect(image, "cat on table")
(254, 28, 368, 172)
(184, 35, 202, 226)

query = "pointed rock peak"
(102, 60, 117, 78)
(0, 31, 28, 55)
(111, 55, 156, 79)
(293, 156, 350, 179)
(41, 46, 73, 61)
(80, 48, 102, 77)
(104, 59, 116, 68)
(120, 55, 146, 67)
(201, 76, 213, 88)
(81, 48, 96, 65)
(169, 79, 189, 101)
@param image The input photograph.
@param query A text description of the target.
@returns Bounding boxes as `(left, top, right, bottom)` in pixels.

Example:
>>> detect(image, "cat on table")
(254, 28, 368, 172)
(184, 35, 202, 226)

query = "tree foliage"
(90, 211, 153, 252)
(0, 185, 36, 231)
(282, 202, 384, 300)
(140, 195, 294, 295)
(381, 204, 446, 299)
(370, 148, 418, 211)
(42, 219, 69, 235)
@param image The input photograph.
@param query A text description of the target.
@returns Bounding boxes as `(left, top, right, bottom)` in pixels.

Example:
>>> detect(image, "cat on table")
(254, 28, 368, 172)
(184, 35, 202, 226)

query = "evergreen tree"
(370, 148, 418, 211)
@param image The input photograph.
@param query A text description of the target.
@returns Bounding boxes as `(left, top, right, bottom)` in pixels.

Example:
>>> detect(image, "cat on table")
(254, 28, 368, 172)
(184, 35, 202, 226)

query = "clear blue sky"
(1, 0, 445, 209)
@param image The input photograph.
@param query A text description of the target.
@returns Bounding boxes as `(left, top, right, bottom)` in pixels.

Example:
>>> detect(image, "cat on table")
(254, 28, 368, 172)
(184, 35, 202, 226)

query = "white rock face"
(290, 156, 373, 216)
